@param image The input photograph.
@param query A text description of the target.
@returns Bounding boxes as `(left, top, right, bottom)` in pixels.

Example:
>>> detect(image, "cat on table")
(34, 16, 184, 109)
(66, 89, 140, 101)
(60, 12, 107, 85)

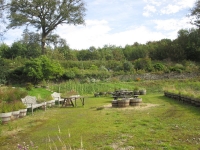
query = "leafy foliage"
(8, 0, 86, 54)
(22, 55, 64, 84)
(134, 58, 152, 71)
(153, 63, 165, 71)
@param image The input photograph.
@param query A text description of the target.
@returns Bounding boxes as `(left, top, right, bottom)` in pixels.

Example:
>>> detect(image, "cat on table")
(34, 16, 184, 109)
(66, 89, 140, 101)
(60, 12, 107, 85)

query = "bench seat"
(21, 96, 46, 114)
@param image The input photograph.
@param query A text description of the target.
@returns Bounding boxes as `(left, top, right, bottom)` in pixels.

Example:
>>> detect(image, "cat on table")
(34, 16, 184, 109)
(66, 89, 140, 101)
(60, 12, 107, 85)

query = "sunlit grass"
(1, 91, 200, 149)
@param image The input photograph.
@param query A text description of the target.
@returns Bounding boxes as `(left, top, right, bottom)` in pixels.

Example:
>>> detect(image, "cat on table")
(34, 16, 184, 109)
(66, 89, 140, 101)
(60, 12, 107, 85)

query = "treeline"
(0, 28, 200, 85)
(1, 28, 200, 62)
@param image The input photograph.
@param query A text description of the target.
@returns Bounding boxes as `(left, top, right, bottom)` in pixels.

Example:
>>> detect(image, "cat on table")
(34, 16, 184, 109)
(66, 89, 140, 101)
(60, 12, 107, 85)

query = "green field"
(1, 85, 200, 149)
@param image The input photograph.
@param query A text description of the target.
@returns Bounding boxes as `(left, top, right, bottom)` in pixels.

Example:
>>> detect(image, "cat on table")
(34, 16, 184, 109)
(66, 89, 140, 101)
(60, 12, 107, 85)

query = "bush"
(0, 87, 27, 103)
(153, 63, 165, 71)
(25, 82, 33, 90)
(0, 87, 27, 112)
(22, 55, 64, 84)
(0, 101, 12, 113)
(63, 70, 76, 80)
(134, 58, 152, 71)
(123, 61, 133, 72)
(170, 63, 185, 73)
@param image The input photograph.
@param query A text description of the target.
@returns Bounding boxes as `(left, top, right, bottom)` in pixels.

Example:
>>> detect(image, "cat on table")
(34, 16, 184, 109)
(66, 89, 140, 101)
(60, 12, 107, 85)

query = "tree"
(0, 0, 9, 38)
(0, 43, 10, 58)
(46, 34, 68, 49)
(0, 58, 8, 84)
(2, 41, 27, 59)
(190, 0, 200, 29)
(8, 0, 86, 54)
(0, 0, 4, 16)
(20, 29, 42, 58)
(10, 42, 27, 59)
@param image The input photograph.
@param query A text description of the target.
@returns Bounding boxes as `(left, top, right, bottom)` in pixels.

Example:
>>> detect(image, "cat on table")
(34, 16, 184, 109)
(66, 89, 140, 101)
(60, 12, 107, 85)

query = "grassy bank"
(1, 91, 200, 149)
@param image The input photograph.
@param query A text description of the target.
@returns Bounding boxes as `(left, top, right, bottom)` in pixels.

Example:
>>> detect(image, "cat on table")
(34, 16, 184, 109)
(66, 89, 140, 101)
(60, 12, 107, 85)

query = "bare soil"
(103, 103, 159, 110)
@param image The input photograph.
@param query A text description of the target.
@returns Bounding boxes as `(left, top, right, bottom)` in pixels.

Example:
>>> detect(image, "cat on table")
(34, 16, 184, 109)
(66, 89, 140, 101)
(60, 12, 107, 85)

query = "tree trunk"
(41, 33, 46, 55)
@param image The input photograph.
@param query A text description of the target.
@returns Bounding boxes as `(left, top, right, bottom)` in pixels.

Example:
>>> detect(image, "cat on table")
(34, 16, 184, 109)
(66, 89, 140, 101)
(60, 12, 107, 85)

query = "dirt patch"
(103, 103, 159, 110)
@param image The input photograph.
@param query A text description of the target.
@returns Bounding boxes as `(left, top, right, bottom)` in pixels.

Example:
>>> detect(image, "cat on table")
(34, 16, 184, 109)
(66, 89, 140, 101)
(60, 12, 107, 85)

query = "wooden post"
(31, 104, 33, 115)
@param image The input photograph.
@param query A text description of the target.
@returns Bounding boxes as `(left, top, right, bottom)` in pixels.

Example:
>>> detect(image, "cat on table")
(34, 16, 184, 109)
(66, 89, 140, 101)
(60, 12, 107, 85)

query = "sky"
(3, 0, 198, 50)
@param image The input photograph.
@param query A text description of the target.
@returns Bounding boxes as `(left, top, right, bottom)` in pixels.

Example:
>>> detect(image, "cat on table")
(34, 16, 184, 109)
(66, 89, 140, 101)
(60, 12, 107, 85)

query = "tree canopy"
(190, 0, 200, 29)
(8, 0, 86, 54)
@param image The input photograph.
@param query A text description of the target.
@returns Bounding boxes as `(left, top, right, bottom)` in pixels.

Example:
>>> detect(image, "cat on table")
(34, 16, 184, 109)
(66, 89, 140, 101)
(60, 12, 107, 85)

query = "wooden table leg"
(70, 98, 74, 107)
(62, 99, 66, 107)
(80, 97, 84, 106)
(75, 98, 77, 107)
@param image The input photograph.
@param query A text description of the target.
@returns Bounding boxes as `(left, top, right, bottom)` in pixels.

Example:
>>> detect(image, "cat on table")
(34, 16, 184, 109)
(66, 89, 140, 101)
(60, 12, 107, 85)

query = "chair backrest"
(51, 92, 61, 100)
(21, 96, 37, 107)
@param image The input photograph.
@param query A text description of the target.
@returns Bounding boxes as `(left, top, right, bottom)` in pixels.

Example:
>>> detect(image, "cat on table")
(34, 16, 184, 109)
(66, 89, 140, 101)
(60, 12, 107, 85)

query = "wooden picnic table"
(133, 95, 139, 98)
(112, 90, 134, 99)
(61, 96, 85, 107)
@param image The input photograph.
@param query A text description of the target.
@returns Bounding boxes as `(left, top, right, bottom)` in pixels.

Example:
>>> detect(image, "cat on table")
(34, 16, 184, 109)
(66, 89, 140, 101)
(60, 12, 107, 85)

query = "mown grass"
(1, 90, 200, 149)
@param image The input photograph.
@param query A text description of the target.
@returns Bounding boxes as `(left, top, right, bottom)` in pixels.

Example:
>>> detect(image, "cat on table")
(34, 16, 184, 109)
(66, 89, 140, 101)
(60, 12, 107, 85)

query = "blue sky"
(3, 0, 197, 49)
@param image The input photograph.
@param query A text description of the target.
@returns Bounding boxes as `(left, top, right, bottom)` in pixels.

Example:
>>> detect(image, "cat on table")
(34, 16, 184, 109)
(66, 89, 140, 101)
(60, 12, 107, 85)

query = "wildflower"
(136, 78, 141, 81)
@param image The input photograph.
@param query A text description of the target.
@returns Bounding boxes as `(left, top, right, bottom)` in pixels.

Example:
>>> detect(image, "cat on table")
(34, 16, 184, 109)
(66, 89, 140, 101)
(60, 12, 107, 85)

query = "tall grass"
(49, 78, 200, 95)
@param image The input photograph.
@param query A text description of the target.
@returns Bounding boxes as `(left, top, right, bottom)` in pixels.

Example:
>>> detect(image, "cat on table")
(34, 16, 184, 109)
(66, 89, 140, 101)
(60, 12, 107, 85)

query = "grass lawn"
(1, 92, 200, 150)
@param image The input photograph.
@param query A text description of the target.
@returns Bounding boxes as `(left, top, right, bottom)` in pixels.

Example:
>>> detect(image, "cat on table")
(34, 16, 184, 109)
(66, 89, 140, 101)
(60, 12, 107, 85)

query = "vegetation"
(190, 0, 200, 29)
(8, 0, 86, 54)
(1, 79, 200, 149)
(0, 87, 27, 112)
(0, 1, 199, 85)
(0, 1, 200, 149)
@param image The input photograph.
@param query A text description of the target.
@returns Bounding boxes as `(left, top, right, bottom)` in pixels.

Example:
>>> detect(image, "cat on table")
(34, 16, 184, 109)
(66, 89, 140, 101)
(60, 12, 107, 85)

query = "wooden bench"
(51, 92, 64, 105)
(21, 96, 46, 115)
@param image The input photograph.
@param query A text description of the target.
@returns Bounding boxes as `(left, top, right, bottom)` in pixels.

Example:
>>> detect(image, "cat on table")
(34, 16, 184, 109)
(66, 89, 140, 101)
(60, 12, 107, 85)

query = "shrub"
(63, 70, 75, 80)
(123, 61, 133, 72)
(0, 102, 12, 113)
(170, 64, 185, 73)
(12, 101, 26, 111)
(25, 82, 33, 90)
(99, 65, 108, 71)
(134, 58, 152, 71)
(153, 63, 165, 71)
(22, 55, 64, 84)
(0, 87, 27, 103)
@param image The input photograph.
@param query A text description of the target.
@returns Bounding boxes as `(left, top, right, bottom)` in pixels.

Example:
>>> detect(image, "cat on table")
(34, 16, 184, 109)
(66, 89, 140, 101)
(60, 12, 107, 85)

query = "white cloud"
(104, 26, 166, 46)
(143, 0, 161, 7)
(143, 0, 196, 15)
(143, 5, 157, 17)
(176, 0, 196, 8)
(153, 17, 195, 31)
(57, 20, 111, 49)
(56, 20, 174, 49)
(3, 28, 23, 46)
(161, 4, 182, 14)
